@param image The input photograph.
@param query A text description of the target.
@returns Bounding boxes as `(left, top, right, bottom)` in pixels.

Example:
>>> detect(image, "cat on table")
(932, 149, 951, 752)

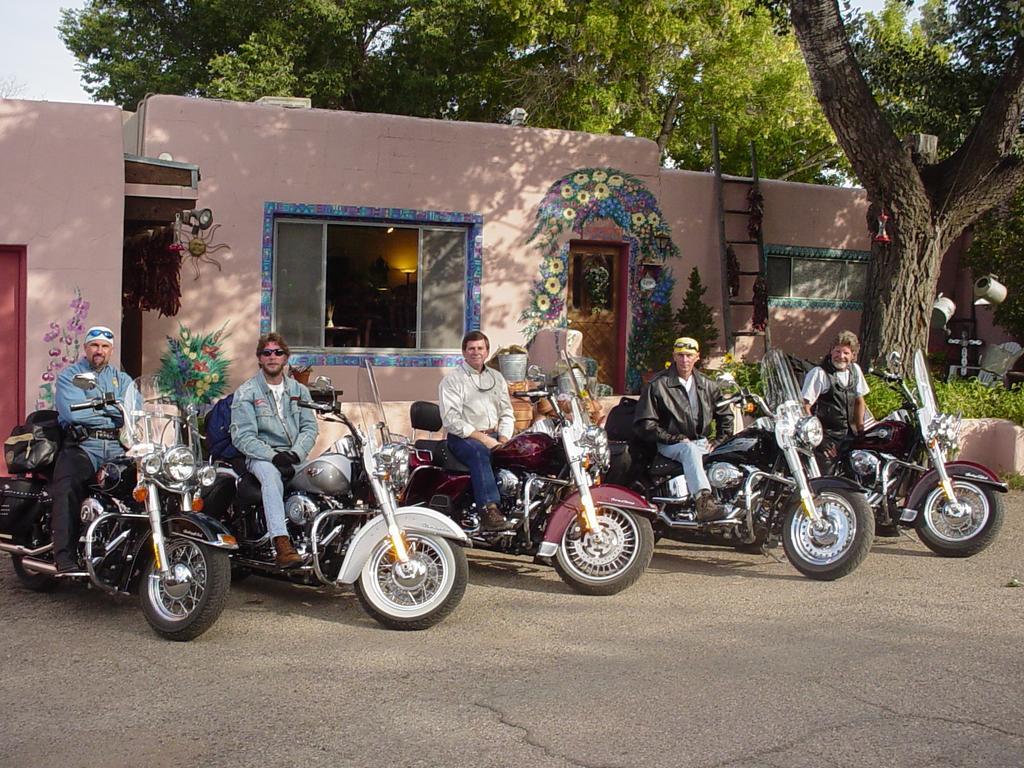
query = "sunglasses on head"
(260, 348, 287, 357)
(85, 329, 114, 341)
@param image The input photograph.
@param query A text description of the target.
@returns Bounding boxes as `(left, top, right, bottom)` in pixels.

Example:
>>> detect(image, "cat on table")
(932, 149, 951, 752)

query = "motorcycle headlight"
(140, 452, 162, 476)
(773, 402, 802, 449)
(197, 464, 217, 488)
(164, 446, 196, 482)
(796, 416, 823, 447)
(926, 413, 962, 450)
(376, 442, 410, 490)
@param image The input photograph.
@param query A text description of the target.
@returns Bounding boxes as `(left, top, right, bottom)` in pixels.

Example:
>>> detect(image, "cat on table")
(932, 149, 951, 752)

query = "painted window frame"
(764, 244, 870, 311)
(261, 202, 482, 368)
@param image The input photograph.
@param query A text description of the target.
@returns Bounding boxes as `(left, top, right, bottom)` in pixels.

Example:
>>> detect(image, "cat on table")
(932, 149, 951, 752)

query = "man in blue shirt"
(52, 325, 133, 574)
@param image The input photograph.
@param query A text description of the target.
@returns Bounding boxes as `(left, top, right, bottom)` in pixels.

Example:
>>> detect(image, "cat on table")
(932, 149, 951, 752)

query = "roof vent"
(255, 96, 312, 109)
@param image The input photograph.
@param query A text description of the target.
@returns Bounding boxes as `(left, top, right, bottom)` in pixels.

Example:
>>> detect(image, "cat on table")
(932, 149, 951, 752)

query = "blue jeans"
(446, 434, 500, 507)
(657, 438, 711, 496)
(247, 458, 288, 539)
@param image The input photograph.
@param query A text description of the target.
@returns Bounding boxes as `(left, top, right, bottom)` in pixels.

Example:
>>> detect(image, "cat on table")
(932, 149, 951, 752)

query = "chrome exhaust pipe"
(0, 541, 53, 557)
(20, 557, 57, 575)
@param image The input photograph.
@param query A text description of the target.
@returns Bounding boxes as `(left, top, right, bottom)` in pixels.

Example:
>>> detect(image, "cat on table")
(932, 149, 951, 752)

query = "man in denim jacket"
(52, 325, 133, 574)
(230, 333, 318, 567)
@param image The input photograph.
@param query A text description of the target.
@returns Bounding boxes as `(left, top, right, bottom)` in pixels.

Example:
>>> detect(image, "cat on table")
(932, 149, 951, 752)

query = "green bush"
(711, 362, 1024, 427)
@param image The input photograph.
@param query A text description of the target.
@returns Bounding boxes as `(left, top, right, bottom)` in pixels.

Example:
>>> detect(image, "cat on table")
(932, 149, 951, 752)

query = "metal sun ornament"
(174, 207, 229, 279)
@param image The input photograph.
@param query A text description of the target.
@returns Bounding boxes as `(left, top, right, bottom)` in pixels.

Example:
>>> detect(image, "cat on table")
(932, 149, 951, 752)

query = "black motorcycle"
(0, 373, 236, 641)
(608, 350, 874, 581)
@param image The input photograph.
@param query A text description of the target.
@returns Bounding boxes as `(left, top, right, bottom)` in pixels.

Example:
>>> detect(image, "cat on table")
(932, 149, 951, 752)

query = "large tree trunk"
(789, 0, 1024, 367)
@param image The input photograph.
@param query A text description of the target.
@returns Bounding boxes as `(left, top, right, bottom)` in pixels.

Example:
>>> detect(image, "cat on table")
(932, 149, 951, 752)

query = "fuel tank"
(848, 420, 913, 455)
(287, 453, 352, 496)
(706, 426, 776, 468)
(492, 432, 563, 475)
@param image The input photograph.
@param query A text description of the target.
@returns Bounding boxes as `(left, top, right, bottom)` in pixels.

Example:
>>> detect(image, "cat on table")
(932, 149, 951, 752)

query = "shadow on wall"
(766, 308, 863, 361)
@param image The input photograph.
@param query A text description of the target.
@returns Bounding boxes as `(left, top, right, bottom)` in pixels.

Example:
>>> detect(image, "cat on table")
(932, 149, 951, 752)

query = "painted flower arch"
(520, 168, 678, 391)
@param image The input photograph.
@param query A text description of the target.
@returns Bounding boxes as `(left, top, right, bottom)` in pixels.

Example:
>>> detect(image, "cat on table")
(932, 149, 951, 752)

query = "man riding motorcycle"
(52, 325, 132, 575)
(229, 332, 318, 567)
(632, 336, 734, 522)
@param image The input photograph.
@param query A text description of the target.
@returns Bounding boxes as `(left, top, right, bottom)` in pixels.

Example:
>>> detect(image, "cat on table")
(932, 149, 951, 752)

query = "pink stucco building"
(1, 94, 1009, 445)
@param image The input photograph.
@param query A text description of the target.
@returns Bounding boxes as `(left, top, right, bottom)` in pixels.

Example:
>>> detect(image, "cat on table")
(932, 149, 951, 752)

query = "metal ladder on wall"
(712, 124, 770, 357)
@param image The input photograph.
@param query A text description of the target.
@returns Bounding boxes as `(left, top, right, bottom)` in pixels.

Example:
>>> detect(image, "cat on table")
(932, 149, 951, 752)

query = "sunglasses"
(260, 348, 287, 357)
(85, 329, 114, 341)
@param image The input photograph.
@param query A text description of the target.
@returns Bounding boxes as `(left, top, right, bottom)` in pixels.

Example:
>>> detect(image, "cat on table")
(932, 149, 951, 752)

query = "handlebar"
(70, 400, 98, 412)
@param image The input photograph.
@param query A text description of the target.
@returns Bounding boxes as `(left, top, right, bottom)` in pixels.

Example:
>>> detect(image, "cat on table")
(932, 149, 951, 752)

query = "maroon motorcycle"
(834, 350, 1006, 557)
(403, 392, 656, 595)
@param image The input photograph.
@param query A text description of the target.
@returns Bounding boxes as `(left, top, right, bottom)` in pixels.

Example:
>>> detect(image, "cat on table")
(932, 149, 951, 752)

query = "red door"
(0, 246, 27, 474)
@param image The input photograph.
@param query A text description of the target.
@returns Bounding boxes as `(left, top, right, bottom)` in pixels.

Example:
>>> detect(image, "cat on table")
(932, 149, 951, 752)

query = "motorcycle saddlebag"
(4, 410, 62, 473)
(0, 477, 51, 545)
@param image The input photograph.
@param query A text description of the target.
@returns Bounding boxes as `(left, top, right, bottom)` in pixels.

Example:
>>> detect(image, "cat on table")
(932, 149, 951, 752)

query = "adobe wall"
(133, 95, 664, 401)
(0, 99, 125, 414)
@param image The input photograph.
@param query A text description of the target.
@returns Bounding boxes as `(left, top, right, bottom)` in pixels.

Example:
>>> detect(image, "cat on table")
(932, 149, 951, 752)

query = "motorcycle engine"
(495, 469, 520, 502)
(285, 493, 320, 527)
(79, 496, 107, 524)
(707, 462, 744, 489)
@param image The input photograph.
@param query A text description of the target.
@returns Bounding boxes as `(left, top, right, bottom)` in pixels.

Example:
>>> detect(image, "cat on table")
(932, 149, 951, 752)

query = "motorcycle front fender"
(541, 484, 656, 544)
(807, 476, 867, 495)
(906, 460, 1008, 511)
(335, 506, 470, 586)
(166, 512, 240, 550)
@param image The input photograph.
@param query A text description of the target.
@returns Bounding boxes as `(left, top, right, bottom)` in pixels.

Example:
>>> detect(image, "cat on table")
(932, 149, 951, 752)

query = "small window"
(767, 254, 866, 302)
(273, 219, 468, 350)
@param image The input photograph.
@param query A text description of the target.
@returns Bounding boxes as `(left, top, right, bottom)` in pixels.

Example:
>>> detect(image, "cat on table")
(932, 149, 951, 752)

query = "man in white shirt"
(801, 330, 870, 457)
(439, 331, 517, 531)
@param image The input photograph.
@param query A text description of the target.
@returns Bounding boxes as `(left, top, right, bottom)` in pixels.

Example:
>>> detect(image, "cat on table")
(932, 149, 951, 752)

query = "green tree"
(60, 0, 844, 182)
(789, 0, 1024, 364)
(674, 267, 719, 356)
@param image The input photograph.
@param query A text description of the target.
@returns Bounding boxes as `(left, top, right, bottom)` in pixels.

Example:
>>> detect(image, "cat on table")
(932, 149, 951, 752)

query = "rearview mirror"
(886, 351, 902, 372)
(72, 372, 97, 391)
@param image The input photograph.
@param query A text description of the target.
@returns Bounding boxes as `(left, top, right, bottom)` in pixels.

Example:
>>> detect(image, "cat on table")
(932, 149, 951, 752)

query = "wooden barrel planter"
(509, 380, 534, 433)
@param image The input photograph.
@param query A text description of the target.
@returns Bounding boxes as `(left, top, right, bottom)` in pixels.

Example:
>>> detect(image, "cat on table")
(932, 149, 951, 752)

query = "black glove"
(272, 451, 300, 480)
(671, 434, 690, 443)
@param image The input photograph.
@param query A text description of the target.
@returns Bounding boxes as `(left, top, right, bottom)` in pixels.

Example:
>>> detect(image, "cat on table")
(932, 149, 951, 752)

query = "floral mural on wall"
(520, 168, 679, 392)
(36, 288, 90, 409)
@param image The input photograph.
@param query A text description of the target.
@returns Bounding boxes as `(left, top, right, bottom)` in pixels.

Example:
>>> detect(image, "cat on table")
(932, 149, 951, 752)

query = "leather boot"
(479, 503, 517, 532)
(273, 536, 303, 568)
(694, 491, 727, 522)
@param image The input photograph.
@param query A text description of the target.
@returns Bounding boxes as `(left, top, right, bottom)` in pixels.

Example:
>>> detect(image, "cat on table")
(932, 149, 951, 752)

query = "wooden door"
(567, 243, 625, 392)
(0, 246, 26, 473)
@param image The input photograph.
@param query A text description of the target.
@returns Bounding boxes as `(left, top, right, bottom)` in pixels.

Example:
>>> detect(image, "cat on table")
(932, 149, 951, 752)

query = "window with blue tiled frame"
(262, 203, 482, 365)
(765, 244, 870, 310)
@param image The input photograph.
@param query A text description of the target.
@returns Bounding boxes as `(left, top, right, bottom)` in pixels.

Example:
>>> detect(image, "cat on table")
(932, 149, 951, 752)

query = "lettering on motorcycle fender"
(962, 472, 987, 480)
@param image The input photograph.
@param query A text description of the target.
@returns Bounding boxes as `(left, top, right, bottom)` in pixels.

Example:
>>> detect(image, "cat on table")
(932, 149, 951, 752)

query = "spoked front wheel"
(554, 506, 654, 595)
(139, 537, 231, 641)
(782, 490, 873, 581)
(355, 534, 468, 631)
(916, 480, 1004, 557)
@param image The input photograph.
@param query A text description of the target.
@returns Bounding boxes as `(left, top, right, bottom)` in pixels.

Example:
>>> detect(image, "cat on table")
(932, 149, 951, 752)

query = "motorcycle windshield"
(123, 374, 193, 454)
(354, 360, 388, 454)
(760, 349, 802, 412)
(913, 349, 939, 430)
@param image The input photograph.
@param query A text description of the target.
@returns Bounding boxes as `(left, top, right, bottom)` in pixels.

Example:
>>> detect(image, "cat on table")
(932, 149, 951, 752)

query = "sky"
(0, 0, 896, 106)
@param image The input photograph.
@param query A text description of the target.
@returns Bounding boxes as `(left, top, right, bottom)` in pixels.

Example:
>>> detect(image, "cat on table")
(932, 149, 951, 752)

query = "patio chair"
(977, 341, 1023, 387)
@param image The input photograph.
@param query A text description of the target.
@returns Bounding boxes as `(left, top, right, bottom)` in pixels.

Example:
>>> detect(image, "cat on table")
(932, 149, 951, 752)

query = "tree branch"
(788, 0, 922, 201)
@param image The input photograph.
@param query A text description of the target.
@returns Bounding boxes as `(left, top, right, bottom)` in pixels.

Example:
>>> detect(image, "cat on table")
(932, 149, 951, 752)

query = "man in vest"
(230, 332, 318, 567)
(52, 325, 133, 575)
(801, 330, 870, 460)
(632, 336, 735, 521)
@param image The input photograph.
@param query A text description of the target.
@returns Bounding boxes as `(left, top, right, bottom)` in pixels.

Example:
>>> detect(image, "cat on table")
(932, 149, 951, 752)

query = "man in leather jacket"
(52, 325, 133, 574)
(801, 330, 869, 460)
(230, 332, 318, 567)
(633, 337, 734, 521)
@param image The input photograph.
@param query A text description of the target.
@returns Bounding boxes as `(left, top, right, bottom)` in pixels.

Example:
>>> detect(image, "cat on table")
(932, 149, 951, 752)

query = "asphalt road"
(2, 496, 1022, 768)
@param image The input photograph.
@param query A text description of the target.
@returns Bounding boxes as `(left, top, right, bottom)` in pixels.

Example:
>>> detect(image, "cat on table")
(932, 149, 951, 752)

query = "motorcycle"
(203, 372, 469, 631)
(403, 382, 656, 596)
(0, 373, 236, 641)
(832, 349, 1006, 557)
(608, 350, 874, 581)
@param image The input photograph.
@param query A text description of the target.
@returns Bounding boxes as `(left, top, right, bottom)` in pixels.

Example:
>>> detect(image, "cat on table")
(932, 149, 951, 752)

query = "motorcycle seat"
(412, 437, 471, 474)
(236, 472, 264, 506)
(648, 454, 684, 477)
